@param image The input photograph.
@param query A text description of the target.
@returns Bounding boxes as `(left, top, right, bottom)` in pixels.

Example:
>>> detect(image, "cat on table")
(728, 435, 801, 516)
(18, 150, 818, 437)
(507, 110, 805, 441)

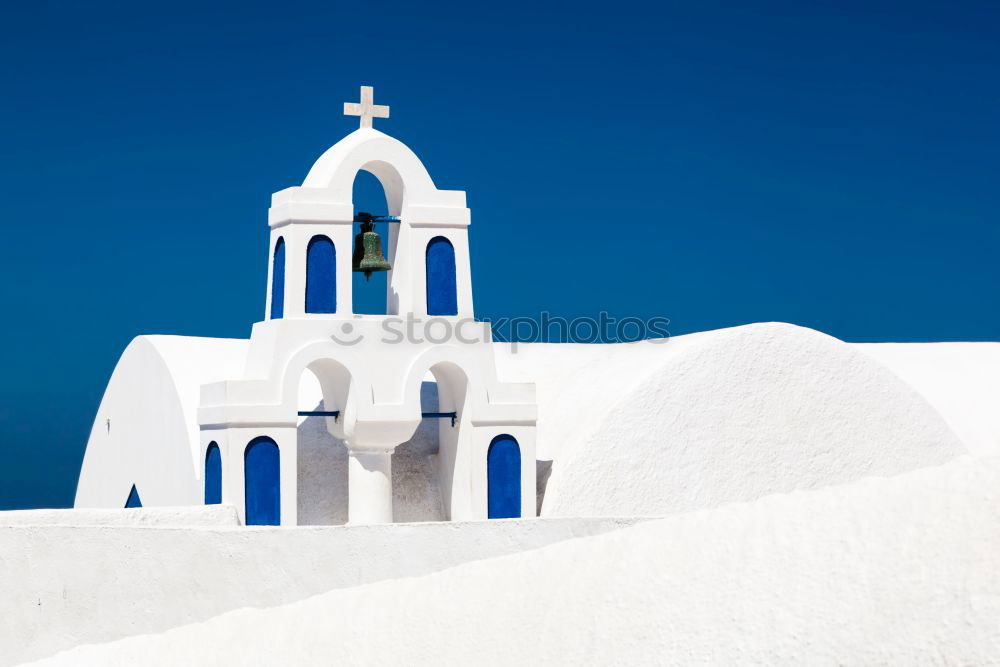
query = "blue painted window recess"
(245, 437, 280, 526)
(426, 236, 458, 316)
(306, 235, 337, 313)
(124, 484, 142, 508)
(270, 237, 286, 319)
(205, 442, 222, 505)
(487, 434, 521, 519)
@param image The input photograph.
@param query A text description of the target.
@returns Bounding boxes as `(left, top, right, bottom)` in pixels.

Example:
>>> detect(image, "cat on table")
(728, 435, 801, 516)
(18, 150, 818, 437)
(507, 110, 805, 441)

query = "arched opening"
(306, 235, 337, 313)
(124, 484, 142, 508)
(352, 170, 390, 315)
(270, 237, 285, 320)
(488, 434, 521, 519)
(245, 437, 280, 525)
(296, 358, 353, 525)
(426, 236, 457, 316)
(405, 361, 469, 521)
(205, 442, 222, 505)
(388, 369, 451, 523)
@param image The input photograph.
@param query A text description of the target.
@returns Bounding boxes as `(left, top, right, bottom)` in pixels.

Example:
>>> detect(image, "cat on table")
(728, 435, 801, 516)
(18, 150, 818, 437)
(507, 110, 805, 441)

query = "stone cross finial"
(344, 86, 390, 129)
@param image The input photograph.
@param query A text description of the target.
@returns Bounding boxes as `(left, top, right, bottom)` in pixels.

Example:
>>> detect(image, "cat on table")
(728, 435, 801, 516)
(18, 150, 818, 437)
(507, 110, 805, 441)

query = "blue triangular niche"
(124, 484, 143, 508)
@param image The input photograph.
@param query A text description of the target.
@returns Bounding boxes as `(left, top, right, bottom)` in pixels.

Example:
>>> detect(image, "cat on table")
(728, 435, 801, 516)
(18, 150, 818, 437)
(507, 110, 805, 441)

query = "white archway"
(302, 129, 460, 216)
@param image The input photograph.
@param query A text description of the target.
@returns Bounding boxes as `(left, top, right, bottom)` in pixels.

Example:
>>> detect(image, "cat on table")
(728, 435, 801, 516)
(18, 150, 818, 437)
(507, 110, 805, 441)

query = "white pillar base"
(348, 450, 393, 524)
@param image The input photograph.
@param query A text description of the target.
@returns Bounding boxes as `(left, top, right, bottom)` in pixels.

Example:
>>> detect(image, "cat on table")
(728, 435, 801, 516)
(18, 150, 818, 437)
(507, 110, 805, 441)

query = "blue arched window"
(205, 442, 222, 505)
(487, 434, 521, 519)
(124, 484, 142, 508)
(306, 235, 337, 313)
(426, 236, 457, 316)
(245, 436, 280, 526)
(270, 237, 285, 320)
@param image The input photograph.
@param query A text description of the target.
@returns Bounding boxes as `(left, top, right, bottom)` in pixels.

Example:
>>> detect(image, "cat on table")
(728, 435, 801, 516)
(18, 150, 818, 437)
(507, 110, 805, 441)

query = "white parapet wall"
(0, 505, 240, 527)
(33, 456, 1000, 666)
(1, 516, 646, 666)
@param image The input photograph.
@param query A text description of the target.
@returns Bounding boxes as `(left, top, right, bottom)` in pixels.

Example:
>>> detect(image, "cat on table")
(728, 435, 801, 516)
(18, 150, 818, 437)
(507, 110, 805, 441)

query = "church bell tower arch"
(266, 92, 473, 320)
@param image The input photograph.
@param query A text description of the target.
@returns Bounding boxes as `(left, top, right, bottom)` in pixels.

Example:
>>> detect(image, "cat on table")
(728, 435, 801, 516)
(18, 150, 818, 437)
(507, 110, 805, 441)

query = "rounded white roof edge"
(301, 128, 440, 207)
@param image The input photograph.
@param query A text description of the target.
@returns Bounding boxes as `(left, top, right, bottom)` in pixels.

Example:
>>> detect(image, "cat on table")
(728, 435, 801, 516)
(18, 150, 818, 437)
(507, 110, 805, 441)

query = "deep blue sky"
(1, 1, 997, 509)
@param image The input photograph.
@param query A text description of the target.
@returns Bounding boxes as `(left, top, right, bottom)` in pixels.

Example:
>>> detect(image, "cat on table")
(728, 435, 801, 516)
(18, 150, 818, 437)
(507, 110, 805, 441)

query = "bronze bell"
(351, 214, 392, 281)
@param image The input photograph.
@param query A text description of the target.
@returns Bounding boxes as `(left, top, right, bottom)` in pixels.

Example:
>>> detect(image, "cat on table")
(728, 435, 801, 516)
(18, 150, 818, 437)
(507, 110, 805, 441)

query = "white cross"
(344, 85, 390, 129)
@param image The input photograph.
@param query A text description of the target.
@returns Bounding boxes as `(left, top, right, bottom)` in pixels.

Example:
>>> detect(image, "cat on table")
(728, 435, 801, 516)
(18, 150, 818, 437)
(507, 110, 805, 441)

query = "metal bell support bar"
(354, 212, 400, 224)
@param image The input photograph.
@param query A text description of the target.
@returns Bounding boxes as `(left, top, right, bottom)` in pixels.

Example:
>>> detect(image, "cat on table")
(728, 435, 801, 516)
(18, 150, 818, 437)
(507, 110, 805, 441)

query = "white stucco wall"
(79, 327, 996, 524)
(1, 517, 645, 666)
(77, 327, 533, 524)
(34, 456, 1000, 665)
(0, 505, 238, 527)
(75, 336, 248, 509)
(539, 323, 967, 517)
(295, 382, 445, 524)
(855, 342, 1000, 458)
(493, 337, 687, 462)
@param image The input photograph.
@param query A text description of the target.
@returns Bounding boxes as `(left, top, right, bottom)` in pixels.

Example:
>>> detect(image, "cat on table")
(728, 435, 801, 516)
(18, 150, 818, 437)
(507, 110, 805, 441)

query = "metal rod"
(298, 410, 340, 422)
(423, 412, 458, 427)
(354, 212, 401, 224)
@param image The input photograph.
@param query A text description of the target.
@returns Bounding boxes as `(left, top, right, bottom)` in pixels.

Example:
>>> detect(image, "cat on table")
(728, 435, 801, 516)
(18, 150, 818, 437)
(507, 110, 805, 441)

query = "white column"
(277, 426, 299, 527)
(348, 449, 393, 524)
(330, 223, 355, 315)
(282, 228, 306, 318)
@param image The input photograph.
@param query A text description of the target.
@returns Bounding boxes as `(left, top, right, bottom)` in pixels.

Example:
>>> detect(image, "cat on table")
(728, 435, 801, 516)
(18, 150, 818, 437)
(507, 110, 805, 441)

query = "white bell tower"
(191, 86, 537, 526)
(264, 86, 475, 320)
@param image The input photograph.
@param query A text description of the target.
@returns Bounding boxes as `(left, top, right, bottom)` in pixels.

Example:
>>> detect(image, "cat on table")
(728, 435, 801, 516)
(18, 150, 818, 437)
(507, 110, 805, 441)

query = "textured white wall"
(32, 456, 1000, 666)
(296, 382, 445, 524)
(80, 326, 996, 526)
(1, 517, 644, 667)
(855, 342, 1000, 458)
(493, 338, 680, 462)
(75, 336, 248, 509)
(541, 323, 967, 517)
(0, 505, 238, 527)
(81, 327, 991, 523)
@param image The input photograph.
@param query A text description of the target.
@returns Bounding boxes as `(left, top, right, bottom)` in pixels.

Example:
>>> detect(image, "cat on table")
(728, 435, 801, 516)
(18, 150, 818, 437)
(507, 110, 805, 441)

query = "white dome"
(538, 323, 966, 517)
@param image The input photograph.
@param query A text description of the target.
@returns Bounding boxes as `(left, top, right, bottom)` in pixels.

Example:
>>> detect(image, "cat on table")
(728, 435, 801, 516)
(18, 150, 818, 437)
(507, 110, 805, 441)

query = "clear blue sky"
(1, 1, 997, 509)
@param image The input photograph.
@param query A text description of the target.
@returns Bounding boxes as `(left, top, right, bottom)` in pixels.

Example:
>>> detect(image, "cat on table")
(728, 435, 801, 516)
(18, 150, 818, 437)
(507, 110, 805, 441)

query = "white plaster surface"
(493, 338, 685, 462)
(539, 323, 967, 517)
(296, 382, 445, 524)
(79, 325, 996, 526)
(855, 342, 1000, 458)
(33, 456, 1000, 666)
(0, 505, 238, 527)
(75, 336, 248, 509)
(0, 517, 644, 666)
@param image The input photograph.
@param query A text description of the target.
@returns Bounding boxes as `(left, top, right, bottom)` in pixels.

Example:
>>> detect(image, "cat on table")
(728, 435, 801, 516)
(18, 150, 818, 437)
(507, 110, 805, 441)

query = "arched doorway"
(306, 235, 336, 313)
(205, 442, 222, 505)
(487, 434, 521, 519)
(270, 237, 286, 319)
(426, 236, 457, 316)
(245, 437, 280, 525)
